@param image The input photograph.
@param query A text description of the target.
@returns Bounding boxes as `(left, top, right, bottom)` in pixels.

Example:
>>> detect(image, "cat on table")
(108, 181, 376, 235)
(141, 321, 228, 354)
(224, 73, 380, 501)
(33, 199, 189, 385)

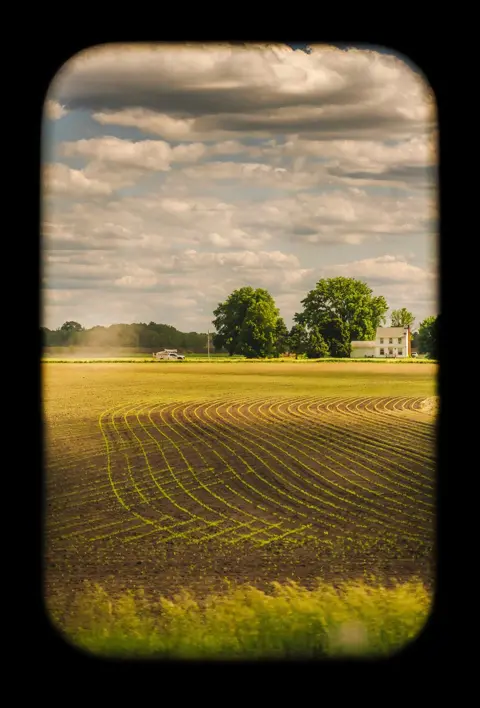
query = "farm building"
(351, 326, 411, 358)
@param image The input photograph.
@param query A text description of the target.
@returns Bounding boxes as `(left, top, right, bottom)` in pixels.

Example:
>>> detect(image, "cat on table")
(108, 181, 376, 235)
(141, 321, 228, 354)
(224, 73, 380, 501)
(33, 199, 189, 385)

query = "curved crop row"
(47, 396, 436, 554)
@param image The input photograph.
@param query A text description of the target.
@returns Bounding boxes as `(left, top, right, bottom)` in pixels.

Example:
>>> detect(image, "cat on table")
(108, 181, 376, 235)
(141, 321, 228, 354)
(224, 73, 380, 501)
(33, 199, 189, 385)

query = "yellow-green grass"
(52, 578, 431, 659)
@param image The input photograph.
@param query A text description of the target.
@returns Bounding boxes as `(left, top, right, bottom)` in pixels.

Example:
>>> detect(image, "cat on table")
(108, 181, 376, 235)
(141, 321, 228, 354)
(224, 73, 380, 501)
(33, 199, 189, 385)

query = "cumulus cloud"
(44, 99, 68, 120)
(50, 44, 434, 142)
(46, 138, 207, 200)
(44, 163, 113, 197)
(326, 254, 434, 284)
(43, 195, 277, 252)
(149, 249, 302, 273)
(42, 179, 436, 327)
(50, 132, 435, 200)
(207, 229, 272, 249)
(176, 161, 321, 191)
(282, 135, 436, 167)
(242, 190, 436, 245)
(91, 109, 197, 140)
(43, 43, 438, 331)
(43, 226, 172, 259)
(60, 136, 206, 170)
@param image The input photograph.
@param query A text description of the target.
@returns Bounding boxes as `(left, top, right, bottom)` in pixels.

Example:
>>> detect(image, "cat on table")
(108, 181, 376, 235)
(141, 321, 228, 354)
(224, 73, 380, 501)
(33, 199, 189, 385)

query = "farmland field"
(43, 362, 437, 656)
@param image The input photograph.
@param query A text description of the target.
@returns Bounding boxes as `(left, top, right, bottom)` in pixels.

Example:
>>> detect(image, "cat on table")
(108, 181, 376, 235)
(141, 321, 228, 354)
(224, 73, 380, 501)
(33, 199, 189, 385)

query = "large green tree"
(390, 308, 415, 328)
(294, 277, 388, 358)
(418, 315, 438, 359)
(212, 287, 280, 358)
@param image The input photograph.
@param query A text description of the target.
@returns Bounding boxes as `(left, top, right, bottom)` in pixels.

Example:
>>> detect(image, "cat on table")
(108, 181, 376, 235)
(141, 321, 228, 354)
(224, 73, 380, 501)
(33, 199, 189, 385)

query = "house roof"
(376, 327, 408, 336)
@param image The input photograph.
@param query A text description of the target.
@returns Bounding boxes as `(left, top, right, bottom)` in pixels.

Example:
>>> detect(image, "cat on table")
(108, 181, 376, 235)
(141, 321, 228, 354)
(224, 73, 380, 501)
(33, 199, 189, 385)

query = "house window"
(398, 337, 402, 344)
(398, 349, 403, 355)
(389, 348, 393, 355)
(380, 338, 384, 344)
(389, 338, 393, 344)
(380, 348, 384, 355)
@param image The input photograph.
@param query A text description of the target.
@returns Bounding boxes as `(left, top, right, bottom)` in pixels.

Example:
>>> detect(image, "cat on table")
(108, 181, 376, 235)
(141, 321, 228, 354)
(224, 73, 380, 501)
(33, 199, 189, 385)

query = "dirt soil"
(44, 395, 436, 614)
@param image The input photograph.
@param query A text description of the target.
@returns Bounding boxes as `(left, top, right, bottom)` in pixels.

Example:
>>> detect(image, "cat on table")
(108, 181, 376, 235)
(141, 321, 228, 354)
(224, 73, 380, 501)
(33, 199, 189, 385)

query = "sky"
(42, 42, 438, 333)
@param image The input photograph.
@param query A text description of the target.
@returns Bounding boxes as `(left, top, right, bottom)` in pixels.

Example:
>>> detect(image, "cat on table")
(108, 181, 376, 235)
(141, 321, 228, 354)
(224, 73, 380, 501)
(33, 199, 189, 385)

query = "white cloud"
(61, 136, 170, 171)
(44, 163, 113, 197)
(44, 99, 68, 120)
(114, 272, 159, 289)
(210, 140, 249, 155)
(50, 44, 435, 142)
(177, 161, 309, 189)
(167, 297, 199, 309)
(91, 110, 197, 140)
(59, 136, 206, 184)
(150, 249, 301, 273)
(43, 43, 438, 331)
(44, 195, 279, 252)
(242, 190, 436, 245)
(171, 142, 207, 162)
(285, 134, 436, 169)
(207, 229, 272, 249)
(326, 254, 433, 284)
(43, 289, 73, 304)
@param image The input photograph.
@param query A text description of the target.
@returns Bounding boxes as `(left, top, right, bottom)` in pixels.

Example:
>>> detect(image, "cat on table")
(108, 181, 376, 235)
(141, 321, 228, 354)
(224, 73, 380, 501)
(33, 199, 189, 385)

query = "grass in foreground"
(50, 578, 431, 660)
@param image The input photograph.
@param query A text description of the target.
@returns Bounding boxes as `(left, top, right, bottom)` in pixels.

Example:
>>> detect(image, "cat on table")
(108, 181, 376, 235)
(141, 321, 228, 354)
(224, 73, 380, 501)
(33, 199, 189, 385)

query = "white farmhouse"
(351, 327, 411, 358)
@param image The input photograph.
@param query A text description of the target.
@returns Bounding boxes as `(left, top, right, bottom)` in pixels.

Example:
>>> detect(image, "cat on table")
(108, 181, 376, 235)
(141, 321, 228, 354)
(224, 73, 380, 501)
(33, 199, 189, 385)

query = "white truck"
(153, 349, 185, 361)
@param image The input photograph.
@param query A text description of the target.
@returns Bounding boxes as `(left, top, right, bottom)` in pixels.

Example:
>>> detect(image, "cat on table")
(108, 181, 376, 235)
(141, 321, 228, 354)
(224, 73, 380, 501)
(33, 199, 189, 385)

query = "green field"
(44, 361, 437, 658)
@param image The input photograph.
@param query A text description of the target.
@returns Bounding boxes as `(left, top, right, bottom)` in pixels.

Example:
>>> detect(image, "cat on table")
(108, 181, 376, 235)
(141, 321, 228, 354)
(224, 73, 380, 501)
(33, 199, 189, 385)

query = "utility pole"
(207, 329, 210, 360)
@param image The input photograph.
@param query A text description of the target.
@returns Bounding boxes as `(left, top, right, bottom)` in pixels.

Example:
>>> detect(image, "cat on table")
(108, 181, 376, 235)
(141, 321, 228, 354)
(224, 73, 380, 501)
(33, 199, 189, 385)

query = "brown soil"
(44, 396, 436, 614)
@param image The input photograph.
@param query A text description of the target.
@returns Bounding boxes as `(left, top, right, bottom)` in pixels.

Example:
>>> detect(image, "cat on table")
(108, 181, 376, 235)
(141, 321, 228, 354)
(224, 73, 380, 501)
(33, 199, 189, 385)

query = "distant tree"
(42, 321, 213, 353)
(139, 327, 162, 349)
(391, 308, 415, 328)
(294, 277, 388, 358)
(212, 287, 280, 358)
(57, 321, 84, 345)
(60, 321, 84, 332)
(289, 324, 308, 359)
(273, 317, 290, 357)
(306, 326, 330, 358)
(418, 315, 438, 359)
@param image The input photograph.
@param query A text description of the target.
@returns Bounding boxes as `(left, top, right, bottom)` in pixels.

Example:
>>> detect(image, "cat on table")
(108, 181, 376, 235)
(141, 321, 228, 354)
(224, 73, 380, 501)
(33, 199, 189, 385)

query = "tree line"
(41, 321, 211, 353)
(42, 278, 439, 359)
